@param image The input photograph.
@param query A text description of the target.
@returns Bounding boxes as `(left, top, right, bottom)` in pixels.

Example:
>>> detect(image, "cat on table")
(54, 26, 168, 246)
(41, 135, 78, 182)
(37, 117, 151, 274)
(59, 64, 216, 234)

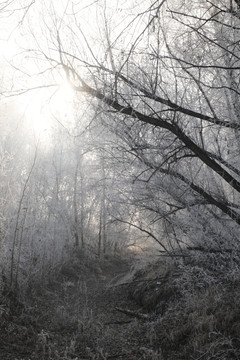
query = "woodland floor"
(0, 255, 161, 360)
(1, 250, 240, 360)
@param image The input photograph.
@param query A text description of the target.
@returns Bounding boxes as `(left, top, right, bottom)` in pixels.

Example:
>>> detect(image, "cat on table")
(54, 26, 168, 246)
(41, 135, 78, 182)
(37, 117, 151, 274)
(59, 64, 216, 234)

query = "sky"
(0, 0, 155, 141)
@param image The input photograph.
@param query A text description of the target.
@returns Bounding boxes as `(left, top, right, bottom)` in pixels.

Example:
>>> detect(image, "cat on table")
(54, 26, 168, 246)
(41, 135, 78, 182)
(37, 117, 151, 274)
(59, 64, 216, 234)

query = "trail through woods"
(0, 258, 158, 360)
(2, 251, 240, 359)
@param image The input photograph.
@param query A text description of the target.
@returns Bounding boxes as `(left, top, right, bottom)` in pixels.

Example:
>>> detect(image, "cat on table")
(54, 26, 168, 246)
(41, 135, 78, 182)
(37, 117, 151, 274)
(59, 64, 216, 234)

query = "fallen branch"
(115, 307, 150, 320)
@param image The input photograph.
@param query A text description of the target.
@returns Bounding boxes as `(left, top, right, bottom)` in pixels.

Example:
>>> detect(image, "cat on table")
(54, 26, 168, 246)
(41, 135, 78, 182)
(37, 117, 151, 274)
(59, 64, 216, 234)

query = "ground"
(0, 255, 161, 360)
(1, 249, 240, 360)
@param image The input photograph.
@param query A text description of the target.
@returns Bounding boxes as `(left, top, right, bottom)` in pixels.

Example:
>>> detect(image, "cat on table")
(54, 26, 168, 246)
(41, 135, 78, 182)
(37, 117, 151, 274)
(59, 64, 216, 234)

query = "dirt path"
(0, 258, 159, 360)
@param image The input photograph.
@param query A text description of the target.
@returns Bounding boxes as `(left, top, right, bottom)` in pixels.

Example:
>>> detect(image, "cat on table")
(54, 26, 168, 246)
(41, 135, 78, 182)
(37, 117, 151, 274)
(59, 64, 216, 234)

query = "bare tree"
(3, 0, 240, 253)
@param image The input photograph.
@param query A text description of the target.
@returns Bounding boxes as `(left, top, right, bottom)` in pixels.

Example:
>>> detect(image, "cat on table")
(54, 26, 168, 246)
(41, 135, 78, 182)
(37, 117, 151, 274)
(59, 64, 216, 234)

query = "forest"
(1, 0, 240, 359)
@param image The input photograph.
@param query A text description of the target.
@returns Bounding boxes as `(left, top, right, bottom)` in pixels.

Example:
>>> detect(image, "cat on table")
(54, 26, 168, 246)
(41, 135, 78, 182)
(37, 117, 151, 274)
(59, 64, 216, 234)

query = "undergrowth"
(1, 247, 240, 359)
(129, 248, 240, 359)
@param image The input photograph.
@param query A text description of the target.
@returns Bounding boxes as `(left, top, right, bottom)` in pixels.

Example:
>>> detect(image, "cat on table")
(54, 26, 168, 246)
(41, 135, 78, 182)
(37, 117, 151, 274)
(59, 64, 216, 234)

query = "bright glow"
(51, 81, 75, 115)
(23, 92, 50, 134)
(18, 81, 75, 139)
(0, 38, 18, 62)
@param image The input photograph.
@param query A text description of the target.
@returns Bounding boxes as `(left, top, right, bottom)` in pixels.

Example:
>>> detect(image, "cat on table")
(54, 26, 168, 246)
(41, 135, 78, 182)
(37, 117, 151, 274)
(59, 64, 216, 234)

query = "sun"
(18, 81, 75, 137)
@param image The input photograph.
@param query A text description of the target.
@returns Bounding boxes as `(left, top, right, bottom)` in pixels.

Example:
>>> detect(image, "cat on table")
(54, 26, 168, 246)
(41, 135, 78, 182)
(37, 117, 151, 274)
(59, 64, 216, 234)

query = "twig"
(115, 307, 150, 320)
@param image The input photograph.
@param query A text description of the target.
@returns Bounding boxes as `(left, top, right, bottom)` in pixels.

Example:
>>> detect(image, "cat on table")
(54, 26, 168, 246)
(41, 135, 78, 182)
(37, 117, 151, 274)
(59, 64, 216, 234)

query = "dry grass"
(1, 249, 240, 359)
(127, 249, 240, 359)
